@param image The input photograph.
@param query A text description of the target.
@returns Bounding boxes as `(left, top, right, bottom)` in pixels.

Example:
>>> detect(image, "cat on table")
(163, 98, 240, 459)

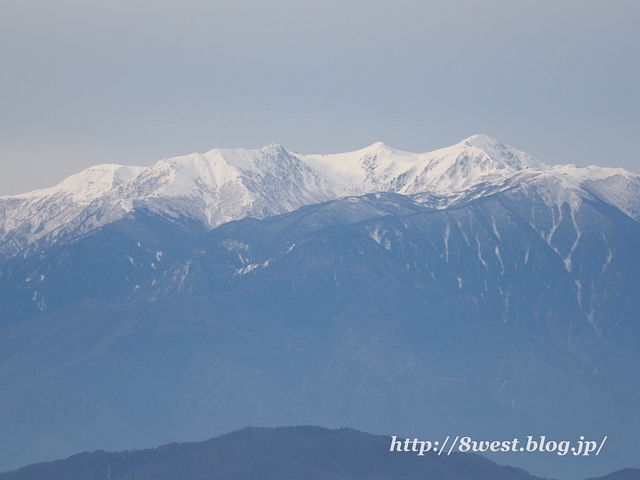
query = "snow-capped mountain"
(2, 134, 638, 259)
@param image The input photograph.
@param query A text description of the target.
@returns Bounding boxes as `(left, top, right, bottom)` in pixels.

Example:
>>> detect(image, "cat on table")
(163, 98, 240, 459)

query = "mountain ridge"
(2, 135, 638, 260)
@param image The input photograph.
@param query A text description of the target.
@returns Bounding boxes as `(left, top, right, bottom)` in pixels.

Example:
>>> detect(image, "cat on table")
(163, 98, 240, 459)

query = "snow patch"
(495, 246, 505, 275)
(444, 223, 450, 263)
(491, 216, 501, 240)
(235, 263, 259, 276)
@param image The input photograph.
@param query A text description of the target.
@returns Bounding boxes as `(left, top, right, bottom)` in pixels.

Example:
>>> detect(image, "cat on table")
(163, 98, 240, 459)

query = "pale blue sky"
(1, 0, 638, 195)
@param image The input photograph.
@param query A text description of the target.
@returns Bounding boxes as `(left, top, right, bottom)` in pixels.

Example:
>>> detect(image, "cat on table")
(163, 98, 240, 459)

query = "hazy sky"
(1, 0, 638, 195)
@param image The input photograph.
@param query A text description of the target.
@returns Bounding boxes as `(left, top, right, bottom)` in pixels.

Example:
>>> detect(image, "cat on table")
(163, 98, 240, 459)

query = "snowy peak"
(260, 143, 288, 156)
(355, 141, 396, 157)
(399, 134, 548, 195)
(13, 164, 146, 203)
(460, 134, 547, 171)
(300, 142, 414, 196)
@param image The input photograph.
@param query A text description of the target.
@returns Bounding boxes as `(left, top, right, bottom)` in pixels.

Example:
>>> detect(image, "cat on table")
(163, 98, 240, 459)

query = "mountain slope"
(1, 191, 639, 479)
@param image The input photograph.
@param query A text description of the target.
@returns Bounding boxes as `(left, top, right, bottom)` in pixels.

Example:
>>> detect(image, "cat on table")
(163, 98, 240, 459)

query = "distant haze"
(1, 0, 638, 196)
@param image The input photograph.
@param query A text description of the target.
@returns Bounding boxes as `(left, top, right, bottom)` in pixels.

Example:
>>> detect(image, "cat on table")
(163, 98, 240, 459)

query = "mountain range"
(4, 134, 637, 260)
(1, 135, 639, 480)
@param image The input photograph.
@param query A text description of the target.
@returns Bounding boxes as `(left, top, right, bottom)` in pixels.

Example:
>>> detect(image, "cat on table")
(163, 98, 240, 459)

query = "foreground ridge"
(0, 426, 550, 480)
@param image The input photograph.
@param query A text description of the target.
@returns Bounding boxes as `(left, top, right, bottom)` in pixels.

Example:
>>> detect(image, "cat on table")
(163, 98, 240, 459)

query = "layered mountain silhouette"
(1, 136, 639, 479)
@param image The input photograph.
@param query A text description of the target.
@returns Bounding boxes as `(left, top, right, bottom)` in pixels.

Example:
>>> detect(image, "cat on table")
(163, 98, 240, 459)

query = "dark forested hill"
(0, 426, 550, 480)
